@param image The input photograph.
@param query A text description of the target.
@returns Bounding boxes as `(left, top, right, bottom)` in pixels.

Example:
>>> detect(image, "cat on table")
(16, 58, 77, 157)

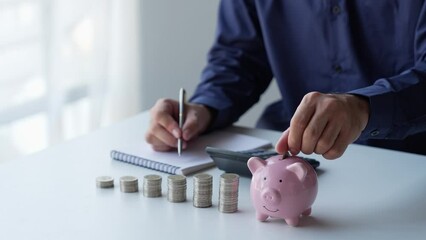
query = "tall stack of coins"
(167, 175, 187, 203)
(119, 176, 139, 193)
(218, 173, 239, 213)
(193, 173, 213, 208)
(96, 176, 114, 188)
(143, 174, 162, 197)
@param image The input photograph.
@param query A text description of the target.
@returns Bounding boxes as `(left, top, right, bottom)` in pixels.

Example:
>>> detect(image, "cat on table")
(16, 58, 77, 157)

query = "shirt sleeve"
(189, 0, 273, 130)
(349, 3, 426, 140)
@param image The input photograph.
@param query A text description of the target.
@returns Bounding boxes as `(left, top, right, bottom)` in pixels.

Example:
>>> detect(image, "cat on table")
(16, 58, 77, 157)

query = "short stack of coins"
(96, 176, 114, 188)
(167, 175, 187, 203)
(193, 173, 213, 208)
(119, 176, 139, 193)
(218, 173, 239, 213)
(143, 174, 162, 197)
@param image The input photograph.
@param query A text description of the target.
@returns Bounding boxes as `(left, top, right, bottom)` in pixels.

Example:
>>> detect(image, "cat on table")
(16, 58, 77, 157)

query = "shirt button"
(370, 130, 380, 137)
(332, 5, 341, 15)
(333, 64, 343, 73)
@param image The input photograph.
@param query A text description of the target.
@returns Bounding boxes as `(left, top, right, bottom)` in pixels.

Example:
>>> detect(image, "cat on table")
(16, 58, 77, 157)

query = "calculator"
(205, 146, 320, 177)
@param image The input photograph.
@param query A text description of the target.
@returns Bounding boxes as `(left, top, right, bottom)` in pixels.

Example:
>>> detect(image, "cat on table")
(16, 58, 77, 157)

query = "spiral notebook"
(111, 131, 272, 175)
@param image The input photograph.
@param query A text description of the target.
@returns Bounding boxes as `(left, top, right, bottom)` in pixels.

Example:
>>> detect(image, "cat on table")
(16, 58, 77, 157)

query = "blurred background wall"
(0, 0, 280, 163)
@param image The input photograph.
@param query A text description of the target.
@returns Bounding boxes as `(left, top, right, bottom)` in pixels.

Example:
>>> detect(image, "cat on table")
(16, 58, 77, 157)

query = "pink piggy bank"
(247, 155, 318, 226)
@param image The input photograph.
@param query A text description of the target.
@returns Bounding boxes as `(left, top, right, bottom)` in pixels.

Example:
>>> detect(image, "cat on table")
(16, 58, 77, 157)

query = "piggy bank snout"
(261, 188, 281, 206)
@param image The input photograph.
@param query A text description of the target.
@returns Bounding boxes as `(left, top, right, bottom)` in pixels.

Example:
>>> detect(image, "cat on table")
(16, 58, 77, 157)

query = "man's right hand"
(275, 92, 369, 160)
(145, 98, 213, 152)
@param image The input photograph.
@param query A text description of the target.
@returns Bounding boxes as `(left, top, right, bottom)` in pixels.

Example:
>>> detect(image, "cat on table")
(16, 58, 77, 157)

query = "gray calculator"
(205, 147, 320, 177)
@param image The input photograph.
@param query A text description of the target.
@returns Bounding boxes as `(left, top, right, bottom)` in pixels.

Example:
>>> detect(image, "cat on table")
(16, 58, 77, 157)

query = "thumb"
(275, 128, 290, 154)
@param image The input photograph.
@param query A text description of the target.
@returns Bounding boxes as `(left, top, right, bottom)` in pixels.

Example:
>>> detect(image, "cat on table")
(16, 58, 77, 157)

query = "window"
(0, 0, 142, 163)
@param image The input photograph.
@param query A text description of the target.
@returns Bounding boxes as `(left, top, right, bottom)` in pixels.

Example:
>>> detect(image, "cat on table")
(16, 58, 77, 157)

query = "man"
(146, 0, 426, 158)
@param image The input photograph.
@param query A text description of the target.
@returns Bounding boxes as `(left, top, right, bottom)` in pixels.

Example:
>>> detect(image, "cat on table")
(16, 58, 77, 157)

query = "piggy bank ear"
(247, 157, 266, 174)
(286, 162, 307, 181)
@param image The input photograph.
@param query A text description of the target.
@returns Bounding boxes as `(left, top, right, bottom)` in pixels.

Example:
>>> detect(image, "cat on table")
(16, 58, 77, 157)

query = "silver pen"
(178, 88, 186, 156)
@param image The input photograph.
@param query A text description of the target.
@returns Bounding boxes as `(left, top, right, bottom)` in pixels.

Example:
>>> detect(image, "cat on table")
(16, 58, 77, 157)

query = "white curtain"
(103, 0, 142, 126)
(0, 0, 142, 161)
(44, 0, 143, 143)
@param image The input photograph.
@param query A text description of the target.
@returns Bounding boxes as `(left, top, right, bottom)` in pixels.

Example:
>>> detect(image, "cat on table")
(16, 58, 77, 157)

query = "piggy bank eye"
(279, 179, 282, 183)
(263, 177, 266, 181)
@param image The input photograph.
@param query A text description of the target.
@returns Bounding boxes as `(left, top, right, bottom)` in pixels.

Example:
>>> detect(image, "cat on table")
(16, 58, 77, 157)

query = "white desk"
(1, 112, 426, 240)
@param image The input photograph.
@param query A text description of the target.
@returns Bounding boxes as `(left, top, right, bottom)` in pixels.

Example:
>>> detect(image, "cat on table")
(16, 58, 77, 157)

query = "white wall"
(140, 0, 280, 127)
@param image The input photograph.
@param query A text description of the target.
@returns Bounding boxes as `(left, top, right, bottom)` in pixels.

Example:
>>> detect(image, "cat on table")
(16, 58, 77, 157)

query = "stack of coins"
(119, 176, 139, 193)
(167, 175, 187, 203)
(193, 173, 213, 208)
(96, 176, 114, 188)
(143, 174, 162, 197)
(218, 173, 239, 213)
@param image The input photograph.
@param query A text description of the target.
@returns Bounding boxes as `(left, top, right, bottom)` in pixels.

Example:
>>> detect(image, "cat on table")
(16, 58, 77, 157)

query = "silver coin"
(218, 173, 239, 213)
(167, 175, 187, 202)
(167, 175, 186, 202)
(193, 173, 213, 208)
(144, 174, 162, 181)
(96, 176, 114, 188)
(143, 174, 162, 197)
(120, 176, 139, 193)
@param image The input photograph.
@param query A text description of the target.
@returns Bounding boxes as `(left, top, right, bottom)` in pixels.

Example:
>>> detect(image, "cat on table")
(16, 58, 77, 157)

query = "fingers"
(288, 92, 318, 155)
(182, 109, 201, 141)
(151, 99, 180, 137)
(182, 104, 213, 141)
(149, 138, 173, 152)
(287, 92, 369, 160)
(146, 99, 212, 152)
(147, 133, 188, 152)
(275, 129, 290, 154)
(314, 122, 341, 155)
(145, 99, 180, 151)
(300, 109, 329, 154)
(323, 132, 350, 160)
(145, 123, 179, 150)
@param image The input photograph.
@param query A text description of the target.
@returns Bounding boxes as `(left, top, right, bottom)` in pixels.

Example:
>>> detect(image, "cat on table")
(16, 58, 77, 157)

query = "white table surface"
(1, 112, 426, 240)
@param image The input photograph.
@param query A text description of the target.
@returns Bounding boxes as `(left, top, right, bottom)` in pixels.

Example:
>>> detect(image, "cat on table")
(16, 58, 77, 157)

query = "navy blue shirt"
(190, 0, 426, 155)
